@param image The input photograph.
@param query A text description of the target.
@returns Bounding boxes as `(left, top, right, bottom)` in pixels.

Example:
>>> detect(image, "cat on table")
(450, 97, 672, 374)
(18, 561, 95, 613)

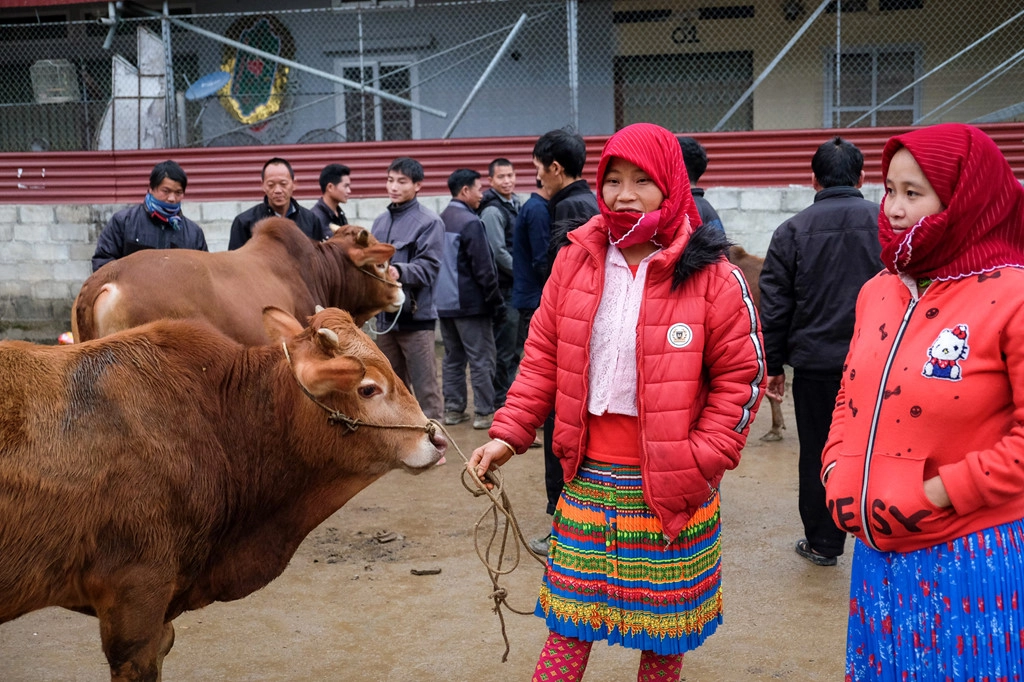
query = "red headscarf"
(596, 123, 702, 249)
(879, 123, 1024, 281)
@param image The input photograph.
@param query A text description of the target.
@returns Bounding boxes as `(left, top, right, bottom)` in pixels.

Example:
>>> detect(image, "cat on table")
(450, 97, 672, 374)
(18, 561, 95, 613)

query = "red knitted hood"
(879, 123, 1024, 281)
(596, 123, 701, 249)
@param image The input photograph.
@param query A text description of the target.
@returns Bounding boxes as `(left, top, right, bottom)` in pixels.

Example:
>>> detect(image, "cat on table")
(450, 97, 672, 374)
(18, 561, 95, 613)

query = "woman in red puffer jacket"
(469, 122, 766, 682)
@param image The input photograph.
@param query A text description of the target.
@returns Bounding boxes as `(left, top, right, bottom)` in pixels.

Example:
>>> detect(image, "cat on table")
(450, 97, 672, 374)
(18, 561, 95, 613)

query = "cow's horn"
(315, 305, 325, 313)
(318, 327, 340, 348)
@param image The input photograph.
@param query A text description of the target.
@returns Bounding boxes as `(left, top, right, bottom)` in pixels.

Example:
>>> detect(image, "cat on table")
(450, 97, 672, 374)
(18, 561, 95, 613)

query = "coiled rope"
(435, 422, 546, 662)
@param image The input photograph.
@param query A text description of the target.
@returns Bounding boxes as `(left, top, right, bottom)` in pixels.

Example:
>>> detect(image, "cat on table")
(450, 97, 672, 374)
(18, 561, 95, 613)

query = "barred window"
(824, 47, 920, 127)
(334, 60, 416, 142)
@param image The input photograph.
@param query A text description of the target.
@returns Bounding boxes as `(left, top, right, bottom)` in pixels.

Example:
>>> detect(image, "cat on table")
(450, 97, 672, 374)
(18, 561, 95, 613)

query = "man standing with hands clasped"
(759, 136, 882, 567)
(436, 169, 506, 431)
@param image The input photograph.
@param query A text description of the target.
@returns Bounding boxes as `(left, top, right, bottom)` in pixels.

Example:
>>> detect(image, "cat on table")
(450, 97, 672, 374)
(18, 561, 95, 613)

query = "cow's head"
(326, 226, 405, 323)
(263, 306, 446, 472)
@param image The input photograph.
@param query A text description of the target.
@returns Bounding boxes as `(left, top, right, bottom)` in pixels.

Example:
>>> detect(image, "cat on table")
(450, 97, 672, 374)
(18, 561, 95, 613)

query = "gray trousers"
(374, 328, 442, 421)
(439, 316, 496, 416)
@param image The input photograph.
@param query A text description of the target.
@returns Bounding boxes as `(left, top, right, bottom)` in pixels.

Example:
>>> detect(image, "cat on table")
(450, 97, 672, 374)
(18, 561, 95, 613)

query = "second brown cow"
(72, 219, 404, 344)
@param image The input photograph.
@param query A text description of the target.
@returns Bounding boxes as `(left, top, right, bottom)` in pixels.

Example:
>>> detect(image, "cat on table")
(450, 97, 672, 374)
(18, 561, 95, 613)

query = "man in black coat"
(228, 157, 326, 250)
(91, 160, 207, 272)
(760, 136, 883, 567)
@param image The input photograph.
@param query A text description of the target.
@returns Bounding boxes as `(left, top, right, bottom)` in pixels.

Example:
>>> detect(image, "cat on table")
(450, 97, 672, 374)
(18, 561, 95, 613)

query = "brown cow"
(72, 219, 404, 345)
(728, 245, 786, 441)
(0, 307, 446, 681)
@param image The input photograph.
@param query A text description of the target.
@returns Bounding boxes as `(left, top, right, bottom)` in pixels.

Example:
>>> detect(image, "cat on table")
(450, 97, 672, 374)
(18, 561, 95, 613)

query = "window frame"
(333, 56, 420, 142)
(822, 43, 922, 128)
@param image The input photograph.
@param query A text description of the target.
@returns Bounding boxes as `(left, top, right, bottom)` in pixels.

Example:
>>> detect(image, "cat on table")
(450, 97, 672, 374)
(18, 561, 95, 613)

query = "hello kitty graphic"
(922, 324, 969, 381)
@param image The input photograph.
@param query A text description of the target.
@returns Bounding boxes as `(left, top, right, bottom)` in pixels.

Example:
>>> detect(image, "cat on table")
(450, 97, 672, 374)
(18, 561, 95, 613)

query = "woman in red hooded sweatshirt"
(822, 123, 1024, 679)
(469, 123, 766, 681)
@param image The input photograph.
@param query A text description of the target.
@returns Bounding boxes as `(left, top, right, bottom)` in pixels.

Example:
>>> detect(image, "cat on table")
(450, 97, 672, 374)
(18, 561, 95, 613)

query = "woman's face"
(885, 148, 945, 234)
(601, 157, 664, 214)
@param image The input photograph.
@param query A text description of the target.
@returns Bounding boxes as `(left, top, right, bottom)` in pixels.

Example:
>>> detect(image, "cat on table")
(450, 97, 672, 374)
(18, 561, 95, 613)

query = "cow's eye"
(358, 384, 381, 398)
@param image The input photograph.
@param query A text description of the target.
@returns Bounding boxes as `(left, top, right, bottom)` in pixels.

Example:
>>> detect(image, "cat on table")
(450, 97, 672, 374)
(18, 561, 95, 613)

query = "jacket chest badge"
(667, 323, 693, 348)
(922, 324, 969, 381)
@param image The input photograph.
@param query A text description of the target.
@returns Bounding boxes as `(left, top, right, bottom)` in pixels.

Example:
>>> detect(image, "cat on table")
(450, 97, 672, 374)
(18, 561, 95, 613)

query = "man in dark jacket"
(533, 129, 599, 267)
(92, 160, 207, 272)
(371, 157, 444, 423)
(311, 163, 351, 234)
(760, 136, 882, 567)
(228, 157, 326, 250)
(437, 169, 505, 430)
(529, 128, 599, 555)
(479, 158, 521, 410)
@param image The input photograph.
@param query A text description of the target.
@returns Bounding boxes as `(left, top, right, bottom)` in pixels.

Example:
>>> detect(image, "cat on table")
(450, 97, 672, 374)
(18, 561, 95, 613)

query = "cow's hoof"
(760, 430, 784, 442)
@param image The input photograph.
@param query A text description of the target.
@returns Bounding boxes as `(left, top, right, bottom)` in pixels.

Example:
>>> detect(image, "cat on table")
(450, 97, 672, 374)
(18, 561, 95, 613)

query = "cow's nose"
(430, 429, 448, 456)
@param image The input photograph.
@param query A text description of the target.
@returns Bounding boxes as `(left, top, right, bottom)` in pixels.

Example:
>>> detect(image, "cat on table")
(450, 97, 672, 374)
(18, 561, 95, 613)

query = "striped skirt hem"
(535, 460, 722, 655)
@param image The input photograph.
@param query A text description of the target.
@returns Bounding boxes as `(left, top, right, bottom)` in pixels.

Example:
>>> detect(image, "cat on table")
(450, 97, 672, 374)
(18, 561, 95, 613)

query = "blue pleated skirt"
(847, 518, 1024, 681)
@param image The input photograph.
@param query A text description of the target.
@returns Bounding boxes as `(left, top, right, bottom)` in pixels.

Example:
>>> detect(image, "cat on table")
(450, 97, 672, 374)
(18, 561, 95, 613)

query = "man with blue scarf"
(91, 160, 208, 272)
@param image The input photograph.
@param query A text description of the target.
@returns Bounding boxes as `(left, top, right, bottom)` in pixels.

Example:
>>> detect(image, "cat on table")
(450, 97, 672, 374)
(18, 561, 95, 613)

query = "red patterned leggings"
(532, 631, 683, 682)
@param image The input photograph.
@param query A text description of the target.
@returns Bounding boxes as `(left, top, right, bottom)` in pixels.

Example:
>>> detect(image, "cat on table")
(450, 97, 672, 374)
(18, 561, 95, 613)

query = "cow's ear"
(296, 355, 365, 395)
(263, 306, 304, 342)
(350, 242, 396, 267)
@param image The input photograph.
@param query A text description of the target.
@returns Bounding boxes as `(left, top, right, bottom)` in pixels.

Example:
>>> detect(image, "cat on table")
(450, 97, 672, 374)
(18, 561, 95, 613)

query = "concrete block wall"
(0, 186, 884, 343)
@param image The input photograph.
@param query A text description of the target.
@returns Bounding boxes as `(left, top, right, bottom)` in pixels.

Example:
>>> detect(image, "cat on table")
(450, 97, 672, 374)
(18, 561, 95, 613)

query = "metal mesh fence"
(1, 0, 1022, 152)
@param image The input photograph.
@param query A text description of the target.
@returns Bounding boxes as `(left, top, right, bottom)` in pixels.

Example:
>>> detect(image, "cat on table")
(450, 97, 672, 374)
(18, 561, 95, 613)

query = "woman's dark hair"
(149, 160, 187, 192)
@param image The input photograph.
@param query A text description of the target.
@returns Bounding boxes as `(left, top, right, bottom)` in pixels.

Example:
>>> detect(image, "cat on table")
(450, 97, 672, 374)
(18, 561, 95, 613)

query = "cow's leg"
(760, 396, 786, 442)
(92, 580, 174, 682)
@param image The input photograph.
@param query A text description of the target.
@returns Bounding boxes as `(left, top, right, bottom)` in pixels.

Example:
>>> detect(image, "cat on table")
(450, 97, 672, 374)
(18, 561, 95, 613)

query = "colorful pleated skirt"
(847, 518, 1024, 681)
(535, 459, 722, 655)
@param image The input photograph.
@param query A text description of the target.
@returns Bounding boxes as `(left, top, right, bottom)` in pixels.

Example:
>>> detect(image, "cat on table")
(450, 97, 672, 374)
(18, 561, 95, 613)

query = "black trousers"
(793, 372, 848, 557)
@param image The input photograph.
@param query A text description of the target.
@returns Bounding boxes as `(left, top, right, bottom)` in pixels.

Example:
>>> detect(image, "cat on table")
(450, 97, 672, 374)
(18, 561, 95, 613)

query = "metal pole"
(161, 1, 178, 148)
(358, 10, 366, 142)
(443, 13, 527, 139)
(713, 0, 831, 131)
(834, 0, 841, 128)
(847, 6, 1024, 127)
(124, 2, 447, 119)
(917, 47, 1024, 124)
(566, 0, 579, 131)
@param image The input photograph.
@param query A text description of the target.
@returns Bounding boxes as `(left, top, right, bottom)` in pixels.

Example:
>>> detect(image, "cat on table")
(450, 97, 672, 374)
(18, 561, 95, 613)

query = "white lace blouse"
(587, 246, 657, 416)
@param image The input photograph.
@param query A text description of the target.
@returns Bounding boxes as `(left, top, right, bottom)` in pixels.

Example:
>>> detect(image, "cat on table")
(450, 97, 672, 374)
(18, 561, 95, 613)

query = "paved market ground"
(0, 389, 851, 681)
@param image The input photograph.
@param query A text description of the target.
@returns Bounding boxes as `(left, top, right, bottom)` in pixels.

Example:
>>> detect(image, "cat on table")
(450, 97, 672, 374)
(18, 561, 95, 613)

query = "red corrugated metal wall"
(2, 124, 1023, 205)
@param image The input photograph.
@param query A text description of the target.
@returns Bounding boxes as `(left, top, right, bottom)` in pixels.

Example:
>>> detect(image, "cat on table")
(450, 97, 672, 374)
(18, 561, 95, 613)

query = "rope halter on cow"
(281, 335, 438, 439)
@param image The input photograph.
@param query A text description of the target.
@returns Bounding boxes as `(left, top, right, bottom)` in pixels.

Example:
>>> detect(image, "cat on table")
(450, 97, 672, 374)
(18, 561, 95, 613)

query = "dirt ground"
(0, 388, 852, 681)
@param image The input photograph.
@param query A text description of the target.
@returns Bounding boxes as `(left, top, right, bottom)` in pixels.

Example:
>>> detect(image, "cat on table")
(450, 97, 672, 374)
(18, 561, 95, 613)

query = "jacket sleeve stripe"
(730, 267, 766, 433)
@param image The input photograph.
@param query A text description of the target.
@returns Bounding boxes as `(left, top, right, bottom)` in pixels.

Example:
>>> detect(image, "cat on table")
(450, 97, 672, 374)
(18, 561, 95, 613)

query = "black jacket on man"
(436, 200, 503, 318)
(311, 197, 348, 234)
(92, 203, 207, 272)
(759, 186, 882, 376)
(228, 197, 326, 250)
(546, 179, 598, 271)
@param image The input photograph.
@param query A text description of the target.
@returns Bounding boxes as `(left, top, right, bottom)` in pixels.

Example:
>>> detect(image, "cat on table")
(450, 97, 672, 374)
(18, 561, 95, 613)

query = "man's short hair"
(677, 137, 709, 184)
(448, 168, 481, 197)
(812, 136, 864, 188)
(533, 129, 587, 178)
(319, 163, 351, 193)
(262, 157, 294, 180)
(488, 158, 513, 177)
(388, 157, 424, 183)
(149, 160, 188, 191)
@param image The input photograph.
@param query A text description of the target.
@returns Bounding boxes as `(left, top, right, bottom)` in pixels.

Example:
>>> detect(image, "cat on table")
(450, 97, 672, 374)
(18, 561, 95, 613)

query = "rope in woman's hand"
(434, 422, 546, 663)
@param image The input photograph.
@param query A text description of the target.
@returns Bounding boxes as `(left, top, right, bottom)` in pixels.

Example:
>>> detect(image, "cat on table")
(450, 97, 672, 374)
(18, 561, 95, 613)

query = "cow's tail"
(72, 282, 119, 342)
